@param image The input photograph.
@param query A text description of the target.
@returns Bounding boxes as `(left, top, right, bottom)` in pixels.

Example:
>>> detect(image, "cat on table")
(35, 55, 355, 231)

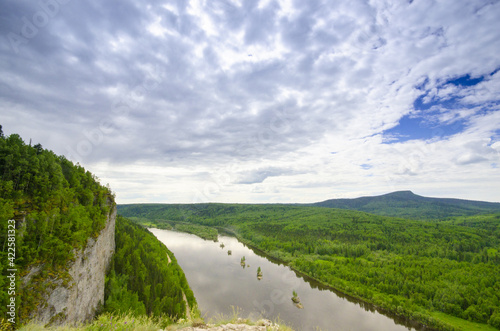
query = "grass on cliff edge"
(17, 313, 169, 331)
(16, 311, 294, 331)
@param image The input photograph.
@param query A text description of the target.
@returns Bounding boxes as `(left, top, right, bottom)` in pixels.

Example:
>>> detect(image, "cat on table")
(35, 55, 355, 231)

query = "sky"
(1, 0, 500, 204)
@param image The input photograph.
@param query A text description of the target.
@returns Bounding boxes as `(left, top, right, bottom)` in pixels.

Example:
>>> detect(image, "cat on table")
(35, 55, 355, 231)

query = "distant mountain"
(309, 190, 500, 220)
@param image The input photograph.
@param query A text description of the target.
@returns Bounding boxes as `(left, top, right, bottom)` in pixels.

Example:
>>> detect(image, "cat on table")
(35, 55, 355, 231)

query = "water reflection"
(150, 228, 423, 331)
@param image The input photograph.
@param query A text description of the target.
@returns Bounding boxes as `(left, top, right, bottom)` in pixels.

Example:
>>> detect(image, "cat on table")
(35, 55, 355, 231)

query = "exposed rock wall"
(26, 204, 116, 325)
(180, 319, 281, 331)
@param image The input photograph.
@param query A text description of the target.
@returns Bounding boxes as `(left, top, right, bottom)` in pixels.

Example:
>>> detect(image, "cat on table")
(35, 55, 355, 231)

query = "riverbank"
(146, 222, 218, 241)
(218, 227, 485, 331)
(146, 222, 497, 331)
(215, 227, 430, 330)
(150, 227, 415, 331)
(117, 204, 500, 331)
(174, 223, 218, 241)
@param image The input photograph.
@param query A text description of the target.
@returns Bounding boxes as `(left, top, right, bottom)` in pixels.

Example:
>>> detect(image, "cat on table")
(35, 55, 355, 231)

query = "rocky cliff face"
(24, 204, 116, 325)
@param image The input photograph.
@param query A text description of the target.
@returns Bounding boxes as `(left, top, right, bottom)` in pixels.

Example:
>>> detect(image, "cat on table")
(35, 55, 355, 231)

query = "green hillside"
(104, 216, 197, 319)
(309, 190, 500, 220)
(119, 203, 500, 330)
(0, 132, 115, 322)
(0, 131, 197, 329)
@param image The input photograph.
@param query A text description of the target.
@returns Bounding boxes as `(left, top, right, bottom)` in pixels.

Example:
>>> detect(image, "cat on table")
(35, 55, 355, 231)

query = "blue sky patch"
(413, 94, 431, 111)
(383, 114, 466, 143)
(491, 129, 500, 144)
(383, 70, 500, 144)
(360, 163, 373, 170)
(445, 74, 484, 87)
(413, 93, 467, 112)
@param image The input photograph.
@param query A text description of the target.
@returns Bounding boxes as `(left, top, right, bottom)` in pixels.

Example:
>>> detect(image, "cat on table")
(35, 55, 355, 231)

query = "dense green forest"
(173, 223, 218, 241)
(2, 127, 499, 330)
(0, 130, 197, 329)
(127, 215, 218, 241)
(309, 190, 500, 220)
(104, 216, 197, 319)
(119, 203, 500, 330)
(0, 130, 115, 321)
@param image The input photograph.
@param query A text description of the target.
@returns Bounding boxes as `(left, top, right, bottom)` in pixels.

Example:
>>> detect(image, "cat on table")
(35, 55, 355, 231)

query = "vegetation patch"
(119, 203, 500, 330)
(104, 216, 198, 319)
(0, 133, 114, 323)
(173, 223, 218, 241)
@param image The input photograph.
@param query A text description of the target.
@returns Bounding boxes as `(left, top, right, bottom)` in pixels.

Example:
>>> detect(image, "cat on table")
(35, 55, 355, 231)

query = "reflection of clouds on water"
(281, 270, 301, 289)
(151, 229, 415, 331)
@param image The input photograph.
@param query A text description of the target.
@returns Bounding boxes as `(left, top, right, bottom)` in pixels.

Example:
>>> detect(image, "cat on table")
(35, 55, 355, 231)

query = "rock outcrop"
(180, 319, 280, 331)
(24, 204, 116, 325)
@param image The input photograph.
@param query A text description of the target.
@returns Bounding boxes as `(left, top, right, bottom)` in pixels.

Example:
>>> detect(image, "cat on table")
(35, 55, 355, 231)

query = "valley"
(149, 227, 422, 331)
(119, 202, 500, 330)
(2, 132, 499, 330)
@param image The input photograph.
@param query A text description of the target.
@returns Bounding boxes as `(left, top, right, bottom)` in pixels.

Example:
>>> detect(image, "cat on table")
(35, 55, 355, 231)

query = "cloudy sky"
(1, 0, 500, 204)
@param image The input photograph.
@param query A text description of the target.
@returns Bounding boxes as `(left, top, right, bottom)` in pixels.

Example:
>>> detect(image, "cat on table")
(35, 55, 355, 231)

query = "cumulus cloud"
(235, 166, 303, 184)
(1, 0, 499, 203)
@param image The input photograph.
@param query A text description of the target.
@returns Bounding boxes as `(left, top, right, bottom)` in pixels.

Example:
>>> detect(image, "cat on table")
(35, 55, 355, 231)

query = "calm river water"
(150, 228, 420, 331)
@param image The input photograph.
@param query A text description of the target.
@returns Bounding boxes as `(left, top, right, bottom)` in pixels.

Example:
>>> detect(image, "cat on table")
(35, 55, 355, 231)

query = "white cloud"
(1, 0, 499, 203)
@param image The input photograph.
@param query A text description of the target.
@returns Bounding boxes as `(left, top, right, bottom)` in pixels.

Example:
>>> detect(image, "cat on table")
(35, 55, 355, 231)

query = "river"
(150, 228, 421, 331)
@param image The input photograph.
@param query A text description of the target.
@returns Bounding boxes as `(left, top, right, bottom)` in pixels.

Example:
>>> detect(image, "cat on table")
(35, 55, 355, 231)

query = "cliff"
(0, 133, 119, 327)
(21, 204, 116, 325)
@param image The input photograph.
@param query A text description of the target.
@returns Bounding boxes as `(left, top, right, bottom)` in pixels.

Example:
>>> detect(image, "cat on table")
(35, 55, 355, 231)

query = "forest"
(2, 128, 500, 330)
(126, 215, 218, 241)
(118, 203, 500, 330)
(0, 131, 114, 321)
(0, 131, 196, 328)
(104, 215, 197, 319)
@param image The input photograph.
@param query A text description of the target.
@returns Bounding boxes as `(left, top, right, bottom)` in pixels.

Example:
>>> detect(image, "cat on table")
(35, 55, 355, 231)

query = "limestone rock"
(24, 204, 116, 325)
(180, 319, 280, 330)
